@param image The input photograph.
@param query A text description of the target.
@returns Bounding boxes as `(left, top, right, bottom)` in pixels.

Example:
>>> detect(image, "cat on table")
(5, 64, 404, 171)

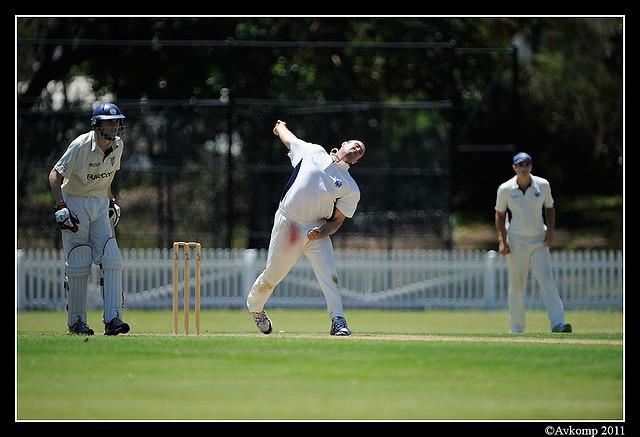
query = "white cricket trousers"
(247, 209, 345, 319)
(61, 195, 114, 260)
(505, 234, 565, 333)
(61, 195, 124, 326)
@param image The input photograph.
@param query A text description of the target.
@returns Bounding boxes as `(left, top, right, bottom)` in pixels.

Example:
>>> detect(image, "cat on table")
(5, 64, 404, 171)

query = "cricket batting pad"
(66, 245, 92, 327)
(101, 237, 124, 323)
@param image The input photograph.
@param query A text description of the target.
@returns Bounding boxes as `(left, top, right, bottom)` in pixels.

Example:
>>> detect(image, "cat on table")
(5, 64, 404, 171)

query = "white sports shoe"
(251, 311, 273, 335)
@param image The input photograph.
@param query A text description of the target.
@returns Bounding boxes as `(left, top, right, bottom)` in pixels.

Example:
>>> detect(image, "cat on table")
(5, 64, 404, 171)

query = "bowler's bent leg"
(247, 211, 305, 313)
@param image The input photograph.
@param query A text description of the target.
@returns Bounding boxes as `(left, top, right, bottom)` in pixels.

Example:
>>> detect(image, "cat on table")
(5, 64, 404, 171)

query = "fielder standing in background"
(48, 103, 130, 336)
(495, 152, 572, 334)
(247, 120, 366, 336)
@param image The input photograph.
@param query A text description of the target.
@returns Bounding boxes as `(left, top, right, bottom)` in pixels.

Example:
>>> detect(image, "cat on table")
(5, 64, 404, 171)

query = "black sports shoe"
(330, 316, 351, 336)
(552, 323, 572, 333)
(104, 318, 130, 336)
(68, 320, 94, 335)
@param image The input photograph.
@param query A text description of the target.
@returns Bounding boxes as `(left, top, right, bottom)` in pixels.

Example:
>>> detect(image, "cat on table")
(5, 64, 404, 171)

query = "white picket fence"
(16, 248, 623, 312)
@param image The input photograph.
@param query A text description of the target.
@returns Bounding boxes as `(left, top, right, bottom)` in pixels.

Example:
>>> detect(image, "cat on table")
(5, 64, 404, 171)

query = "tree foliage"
(16, 17, 623, 248)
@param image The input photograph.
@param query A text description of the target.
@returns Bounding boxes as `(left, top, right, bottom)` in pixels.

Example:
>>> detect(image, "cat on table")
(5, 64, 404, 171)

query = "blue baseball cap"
(513, 152, 532, 165)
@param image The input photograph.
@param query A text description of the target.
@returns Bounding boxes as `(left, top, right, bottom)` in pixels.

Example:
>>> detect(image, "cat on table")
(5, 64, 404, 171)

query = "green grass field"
(16, 309, 624, 421)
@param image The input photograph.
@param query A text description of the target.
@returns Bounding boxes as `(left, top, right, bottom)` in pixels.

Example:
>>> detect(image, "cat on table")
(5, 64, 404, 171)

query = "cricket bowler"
(247, 120, 365, 336)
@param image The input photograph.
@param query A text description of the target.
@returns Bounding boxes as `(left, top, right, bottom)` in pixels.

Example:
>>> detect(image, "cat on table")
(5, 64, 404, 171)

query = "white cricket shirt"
(279, 138, 360, 225)
(54, 131, 123, 199)
(495, 175, 554, 238)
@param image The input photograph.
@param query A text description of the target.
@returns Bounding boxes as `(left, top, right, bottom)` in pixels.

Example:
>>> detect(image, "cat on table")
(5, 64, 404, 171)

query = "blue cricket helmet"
(91, 103, 125, 139)
(91, 103, 125, 123)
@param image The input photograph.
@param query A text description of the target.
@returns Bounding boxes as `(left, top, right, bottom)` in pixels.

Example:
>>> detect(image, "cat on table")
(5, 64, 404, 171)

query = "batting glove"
(54, 202, 80, 233)
(109, 198, 121, 227)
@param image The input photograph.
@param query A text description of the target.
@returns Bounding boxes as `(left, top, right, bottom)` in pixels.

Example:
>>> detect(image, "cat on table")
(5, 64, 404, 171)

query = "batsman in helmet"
(48, 103, 130, 335)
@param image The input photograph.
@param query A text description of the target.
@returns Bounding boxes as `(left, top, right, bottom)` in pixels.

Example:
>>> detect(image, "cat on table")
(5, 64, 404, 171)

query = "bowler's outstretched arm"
(273, 120, 297, 149)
